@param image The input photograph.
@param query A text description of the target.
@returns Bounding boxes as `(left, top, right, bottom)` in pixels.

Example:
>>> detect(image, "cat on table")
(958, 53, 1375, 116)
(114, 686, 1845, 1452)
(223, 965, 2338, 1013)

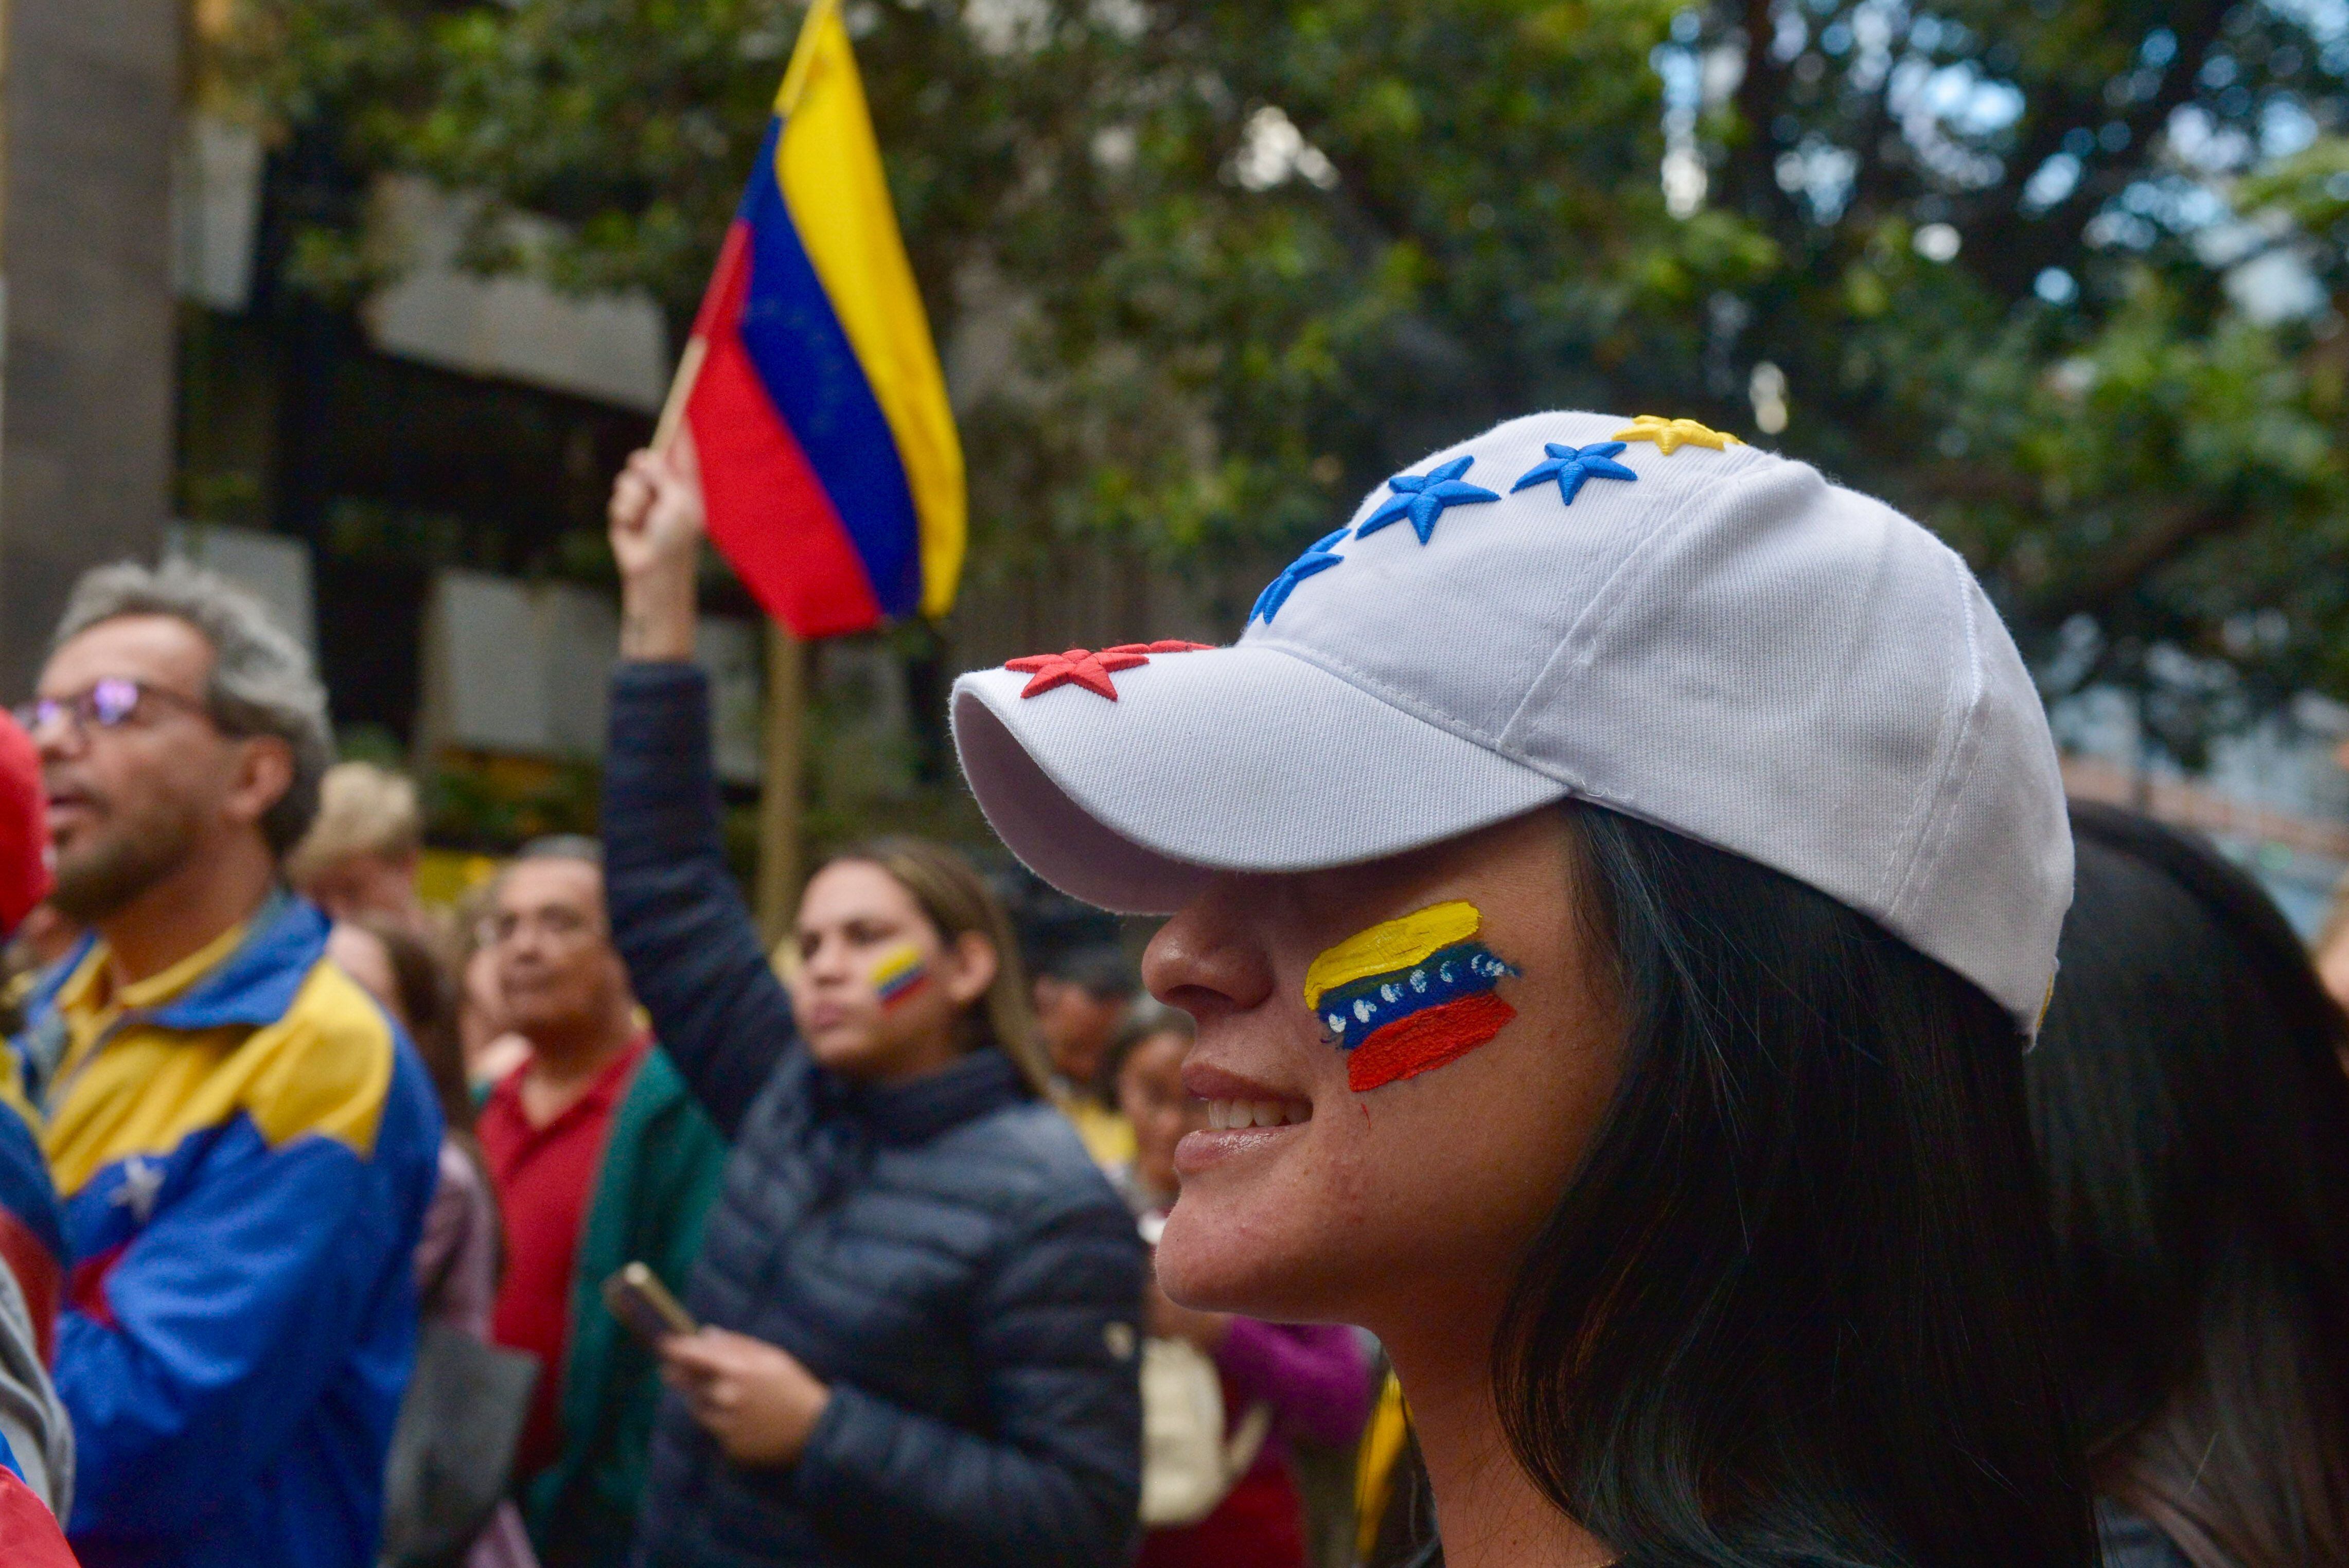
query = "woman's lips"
(1174, 1117, 1307, 1176)
(1182, 1059, 1307, 1107)
(1175, 1061, 1314, 1175)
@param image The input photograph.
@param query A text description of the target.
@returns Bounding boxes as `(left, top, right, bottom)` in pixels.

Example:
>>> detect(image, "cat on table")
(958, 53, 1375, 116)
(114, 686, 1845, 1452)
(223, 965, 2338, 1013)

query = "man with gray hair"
(12, 560, 441, 1568)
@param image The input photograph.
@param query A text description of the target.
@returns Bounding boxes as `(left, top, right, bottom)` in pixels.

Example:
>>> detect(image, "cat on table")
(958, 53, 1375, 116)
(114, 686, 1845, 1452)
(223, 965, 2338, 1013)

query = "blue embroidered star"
(1511, 441, 1638, 506)
(1356, 456, 1500, 544)
(1251, 528, 1349, 625)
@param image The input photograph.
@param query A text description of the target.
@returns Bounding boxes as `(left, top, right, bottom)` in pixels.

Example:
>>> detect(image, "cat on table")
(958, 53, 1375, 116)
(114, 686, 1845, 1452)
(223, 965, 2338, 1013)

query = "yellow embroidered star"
(1613, 414, 1744, 455)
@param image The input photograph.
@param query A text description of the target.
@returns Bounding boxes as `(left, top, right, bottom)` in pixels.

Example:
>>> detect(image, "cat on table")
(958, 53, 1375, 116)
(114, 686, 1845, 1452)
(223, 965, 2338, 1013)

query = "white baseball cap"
(950, 410, 2071, 1032)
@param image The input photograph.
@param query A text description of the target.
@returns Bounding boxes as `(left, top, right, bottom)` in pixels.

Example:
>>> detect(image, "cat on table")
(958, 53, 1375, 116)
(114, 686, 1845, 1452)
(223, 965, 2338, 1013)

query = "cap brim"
(951, 646, 1568, 914)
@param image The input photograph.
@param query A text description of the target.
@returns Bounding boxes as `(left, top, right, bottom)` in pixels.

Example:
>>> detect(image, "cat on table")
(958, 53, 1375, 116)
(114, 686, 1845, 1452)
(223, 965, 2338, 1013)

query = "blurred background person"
(1108, 1009, 1371, 1568)
(17, 560, 440, 1568)
(331, 914, 539, 1568)
(2031, 801, 2349, 1568)
(605, 444, 1145, 1567)
(458, 883, 532, 1089)
(289, 761, 430, 933)
(1033, 945, 1140, 1166)
(2315, 877, 2349, 1015)
(7, 907, 83, 979)
(477, 838, 727, 1567)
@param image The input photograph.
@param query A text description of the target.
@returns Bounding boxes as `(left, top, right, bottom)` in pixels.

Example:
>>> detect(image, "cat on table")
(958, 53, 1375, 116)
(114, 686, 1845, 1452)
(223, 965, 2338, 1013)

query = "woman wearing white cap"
(949, 412, 2095, 1567)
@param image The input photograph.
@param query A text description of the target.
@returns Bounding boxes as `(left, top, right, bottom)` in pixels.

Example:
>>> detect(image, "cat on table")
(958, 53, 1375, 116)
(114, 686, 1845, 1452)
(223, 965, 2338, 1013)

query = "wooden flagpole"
(649, 294, 802, 947)
(756, 621, 804, 948)
(673, 0, 844, 950)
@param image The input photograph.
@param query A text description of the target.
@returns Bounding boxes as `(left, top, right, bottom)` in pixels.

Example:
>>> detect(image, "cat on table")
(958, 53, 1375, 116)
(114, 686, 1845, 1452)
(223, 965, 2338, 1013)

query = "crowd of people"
(0, 406, 2336, 1568)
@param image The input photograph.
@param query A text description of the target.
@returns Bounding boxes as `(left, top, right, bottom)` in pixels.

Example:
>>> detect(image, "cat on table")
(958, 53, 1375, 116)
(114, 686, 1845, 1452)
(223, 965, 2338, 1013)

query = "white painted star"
(112, 1156, 163, 1225)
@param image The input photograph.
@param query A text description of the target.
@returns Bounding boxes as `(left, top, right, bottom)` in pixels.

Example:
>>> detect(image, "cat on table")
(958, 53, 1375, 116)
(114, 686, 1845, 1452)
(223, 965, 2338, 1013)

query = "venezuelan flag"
(673, 0, 964, 637)
(869, 942, 929, 1008)
(1304, 902, 1521, 1092)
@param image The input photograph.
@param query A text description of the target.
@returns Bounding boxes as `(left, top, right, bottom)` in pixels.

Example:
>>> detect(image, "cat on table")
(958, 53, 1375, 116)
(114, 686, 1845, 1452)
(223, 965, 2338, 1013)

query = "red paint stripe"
(686, 220, 886, 638)
(876, 973, 929, 1009)
(1347, 992, 1516, 1093)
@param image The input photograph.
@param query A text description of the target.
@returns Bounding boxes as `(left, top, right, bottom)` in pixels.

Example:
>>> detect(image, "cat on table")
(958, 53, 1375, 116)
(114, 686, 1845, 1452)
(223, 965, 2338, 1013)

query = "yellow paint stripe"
(869, 942, 924, 990)
(1303, 901, 1483, 1009)
(774, 0, 967, 617)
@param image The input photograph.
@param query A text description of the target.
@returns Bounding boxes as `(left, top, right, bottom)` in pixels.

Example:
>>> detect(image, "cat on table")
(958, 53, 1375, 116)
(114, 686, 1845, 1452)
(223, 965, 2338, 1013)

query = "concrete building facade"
(0, 0, 182, 695)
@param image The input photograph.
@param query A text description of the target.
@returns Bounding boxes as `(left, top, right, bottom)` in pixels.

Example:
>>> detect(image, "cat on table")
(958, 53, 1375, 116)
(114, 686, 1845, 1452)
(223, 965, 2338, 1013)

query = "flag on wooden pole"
(655, 0, 965, 637)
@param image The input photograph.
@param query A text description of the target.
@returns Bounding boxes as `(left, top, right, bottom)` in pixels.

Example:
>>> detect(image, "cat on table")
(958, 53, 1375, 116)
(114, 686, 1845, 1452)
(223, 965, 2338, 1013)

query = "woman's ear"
(941, 929, 1000, 1009)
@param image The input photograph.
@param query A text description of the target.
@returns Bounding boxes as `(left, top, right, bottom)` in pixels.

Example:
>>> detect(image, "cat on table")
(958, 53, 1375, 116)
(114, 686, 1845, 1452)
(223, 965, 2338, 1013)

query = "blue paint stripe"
(1315, 942, 1517, 1046)
(735, 117, 923, 618)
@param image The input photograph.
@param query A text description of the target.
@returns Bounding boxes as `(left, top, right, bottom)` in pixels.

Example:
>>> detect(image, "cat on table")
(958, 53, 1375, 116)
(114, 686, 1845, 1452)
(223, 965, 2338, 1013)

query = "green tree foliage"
(235, 0, 2349, 743)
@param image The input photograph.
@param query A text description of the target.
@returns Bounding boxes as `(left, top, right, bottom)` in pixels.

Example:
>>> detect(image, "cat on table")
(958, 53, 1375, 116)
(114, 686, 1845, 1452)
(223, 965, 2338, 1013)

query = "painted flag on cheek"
(673, 0, 965, 639)
(1304, 902, 1521, 1093)
(869, 943, 929, 1009)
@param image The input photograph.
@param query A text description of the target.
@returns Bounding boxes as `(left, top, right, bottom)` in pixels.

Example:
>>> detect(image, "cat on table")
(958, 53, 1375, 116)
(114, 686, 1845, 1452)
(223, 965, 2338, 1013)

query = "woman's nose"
(1142, 875, 1278, 1021)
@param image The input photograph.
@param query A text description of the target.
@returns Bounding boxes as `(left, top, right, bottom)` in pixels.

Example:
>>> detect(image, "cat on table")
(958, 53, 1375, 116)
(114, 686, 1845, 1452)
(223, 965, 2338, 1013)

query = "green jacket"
(521, 1045, 729, 1566)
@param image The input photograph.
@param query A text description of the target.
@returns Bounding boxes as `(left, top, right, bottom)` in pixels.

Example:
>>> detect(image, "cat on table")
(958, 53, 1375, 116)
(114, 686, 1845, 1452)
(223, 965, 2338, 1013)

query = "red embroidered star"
(1003, 640, 1214, 700)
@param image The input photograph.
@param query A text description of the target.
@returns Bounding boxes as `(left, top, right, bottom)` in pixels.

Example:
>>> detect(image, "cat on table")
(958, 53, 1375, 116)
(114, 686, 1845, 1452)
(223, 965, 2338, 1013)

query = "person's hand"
(1146, 1278, 1232, 1355)
(660, 1326, 833, 1468)
(609, 433, 705, 661)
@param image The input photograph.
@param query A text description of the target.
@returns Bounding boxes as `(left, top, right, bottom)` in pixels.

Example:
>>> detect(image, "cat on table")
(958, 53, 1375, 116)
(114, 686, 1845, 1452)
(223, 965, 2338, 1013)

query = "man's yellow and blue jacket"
(17, 894, 441, 1568)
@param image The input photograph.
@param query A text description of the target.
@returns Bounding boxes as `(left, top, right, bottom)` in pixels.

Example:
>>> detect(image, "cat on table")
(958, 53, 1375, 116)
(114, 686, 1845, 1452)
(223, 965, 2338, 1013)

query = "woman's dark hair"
(2027, 803, 2349, 1568)
(350, 914, 472, 1138)
(1488, 803, 2094, 1568)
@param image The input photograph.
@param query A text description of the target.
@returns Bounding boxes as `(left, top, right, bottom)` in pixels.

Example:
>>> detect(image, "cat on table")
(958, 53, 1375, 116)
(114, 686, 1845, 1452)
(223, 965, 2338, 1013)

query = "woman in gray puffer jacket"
(602, 456, 1145, 1568)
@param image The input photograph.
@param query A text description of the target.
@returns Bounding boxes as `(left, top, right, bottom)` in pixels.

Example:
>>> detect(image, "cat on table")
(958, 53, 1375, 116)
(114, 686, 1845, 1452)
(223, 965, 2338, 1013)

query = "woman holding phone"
(947, 411, 2096, 1568)
(603, 444, 1144, 1568)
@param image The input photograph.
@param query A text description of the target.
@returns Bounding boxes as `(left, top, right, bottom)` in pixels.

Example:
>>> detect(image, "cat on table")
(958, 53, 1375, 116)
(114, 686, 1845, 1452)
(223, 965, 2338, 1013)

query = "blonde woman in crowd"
(289, 761, 431, 933)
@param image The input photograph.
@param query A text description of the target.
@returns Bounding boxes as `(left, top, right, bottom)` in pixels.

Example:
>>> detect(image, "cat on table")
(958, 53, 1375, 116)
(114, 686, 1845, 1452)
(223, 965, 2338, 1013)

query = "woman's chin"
(805, 1026, 884, 1076)
(1155, 1189, 1332, 1318)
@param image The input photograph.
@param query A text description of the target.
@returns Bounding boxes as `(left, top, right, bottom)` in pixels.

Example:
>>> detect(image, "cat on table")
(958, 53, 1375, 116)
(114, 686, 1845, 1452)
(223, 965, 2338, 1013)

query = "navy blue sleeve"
(603, 661, 799, 1142)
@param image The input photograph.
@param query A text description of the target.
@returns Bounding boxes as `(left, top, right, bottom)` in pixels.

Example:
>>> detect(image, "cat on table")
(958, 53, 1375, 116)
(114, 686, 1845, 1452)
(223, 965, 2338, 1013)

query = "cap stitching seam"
(1879, 551, 1988, 932)
(1494, 454, 1796, 757)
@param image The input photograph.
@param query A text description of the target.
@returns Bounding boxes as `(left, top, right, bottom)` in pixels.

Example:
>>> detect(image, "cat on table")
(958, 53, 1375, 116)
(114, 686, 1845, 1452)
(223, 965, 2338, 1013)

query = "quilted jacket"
(604, 661, 1145, 1568)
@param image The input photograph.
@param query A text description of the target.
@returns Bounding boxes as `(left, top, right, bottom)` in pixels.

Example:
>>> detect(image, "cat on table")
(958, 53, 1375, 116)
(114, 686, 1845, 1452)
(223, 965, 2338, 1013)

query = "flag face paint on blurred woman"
(601, 434, 1145, 1568)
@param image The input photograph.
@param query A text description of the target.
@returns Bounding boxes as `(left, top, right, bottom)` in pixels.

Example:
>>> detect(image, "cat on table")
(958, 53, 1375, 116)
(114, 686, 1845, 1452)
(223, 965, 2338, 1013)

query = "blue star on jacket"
(1511, 441, 1638, 506)
(1250, 529, 1349, 624)
(1356, 456, 1500, 544)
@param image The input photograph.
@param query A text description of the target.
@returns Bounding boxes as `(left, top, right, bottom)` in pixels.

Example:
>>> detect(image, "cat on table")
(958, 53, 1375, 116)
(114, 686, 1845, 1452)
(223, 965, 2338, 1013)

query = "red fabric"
(1348, 990, 1517, 1092)
(0, 1467, 77, 1567)
(685, 219, 885, 639)
(0, 1213, 60, 1363)
(481, 1034, 650, 1478)
(1135, 1459, 1308, 1568)
(65, 1243, 125, 1332)
(0, 712, 50, 936)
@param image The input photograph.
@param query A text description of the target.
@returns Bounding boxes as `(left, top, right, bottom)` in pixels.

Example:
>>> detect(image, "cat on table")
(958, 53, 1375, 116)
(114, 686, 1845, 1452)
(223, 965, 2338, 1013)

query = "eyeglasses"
(14, 679, 211, 742)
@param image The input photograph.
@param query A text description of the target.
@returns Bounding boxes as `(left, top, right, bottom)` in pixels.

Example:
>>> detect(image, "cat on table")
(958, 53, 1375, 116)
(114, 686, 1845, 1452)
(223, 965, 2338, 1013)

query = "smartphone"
(602, 1261, 698, 1345)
